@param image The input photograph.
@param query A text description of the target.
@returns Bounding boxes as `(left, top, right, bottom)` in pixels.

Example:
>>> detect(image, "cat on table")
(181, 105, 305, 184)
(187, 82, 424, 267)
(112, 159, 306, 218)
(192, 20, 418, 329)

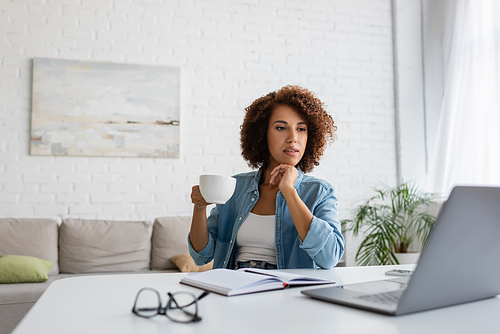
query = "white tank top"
(235, 213, 277, 264)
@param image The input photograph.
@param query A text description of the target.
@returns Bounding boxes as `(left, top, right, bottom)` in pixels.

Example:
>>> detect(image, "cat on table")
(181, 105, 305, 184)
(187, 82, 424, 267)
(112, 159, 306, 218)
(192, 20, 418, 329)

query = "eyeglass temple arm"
(171, 291, 210, 309)
(135, 307, 160, 311)
(198, 291, 210, 301)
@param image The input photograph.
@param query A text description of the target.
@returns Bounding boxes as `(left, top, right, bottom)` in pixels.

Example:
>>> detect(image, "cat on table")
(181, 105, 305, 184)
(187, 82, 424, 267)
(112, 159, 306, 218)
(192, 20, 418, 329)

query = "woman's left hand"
(269, 164, 298, 193)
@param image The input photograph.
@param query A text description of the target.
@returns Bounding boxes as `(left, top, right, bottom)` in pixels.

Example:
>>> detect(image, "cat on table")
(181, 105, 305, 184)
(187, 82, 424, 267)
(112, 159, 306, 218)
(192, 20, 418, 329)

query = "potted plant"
(342, 182, 439, 266)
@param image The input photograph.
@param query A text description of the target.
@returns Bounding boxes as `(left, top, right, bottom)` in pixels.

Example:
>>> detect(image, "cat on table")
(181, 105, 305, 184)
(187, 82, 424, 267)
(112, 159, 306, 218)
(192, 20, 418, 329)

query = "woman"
(188, 85, 344, 270)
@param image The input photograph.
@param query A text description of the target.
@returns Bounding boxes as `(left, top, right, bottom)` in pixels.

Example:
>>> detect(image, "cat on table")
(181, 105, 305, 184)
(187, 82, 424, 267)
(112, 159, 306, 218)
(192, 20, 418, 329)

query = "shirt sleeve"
(298, 187, 345, 269)
(188, 205, 220, 266)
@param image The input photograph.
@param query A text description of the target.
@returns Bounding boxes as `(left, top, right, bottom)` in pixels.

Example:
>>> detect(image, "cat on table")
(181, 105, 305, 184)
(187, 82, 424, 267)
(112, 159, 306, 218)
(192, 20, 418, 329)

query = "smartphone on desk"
(385, 269, 413, 277)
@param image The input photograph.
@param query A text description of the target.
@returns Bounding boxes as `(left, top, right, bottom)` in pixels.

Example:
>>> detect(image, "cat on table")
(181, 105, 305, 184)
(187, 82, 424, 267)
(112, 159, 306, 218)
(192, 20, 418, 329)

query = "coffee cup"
(199, 174, 236, 204)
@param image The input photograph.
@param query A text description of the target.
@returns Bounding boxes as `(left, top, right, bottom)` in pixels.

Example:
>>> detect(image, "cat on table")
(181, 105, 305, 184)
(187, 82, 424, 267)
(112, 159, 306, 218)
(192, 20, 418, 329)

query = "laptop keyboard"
(355, 290, 403, 305)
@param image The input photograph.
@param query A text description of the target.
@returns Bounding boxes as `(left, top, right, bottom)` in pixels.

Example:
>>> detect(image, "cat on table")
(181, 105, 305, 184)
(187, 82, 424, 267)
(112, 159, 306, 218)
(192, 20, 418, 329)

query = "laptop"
(302, 186, 500, 315)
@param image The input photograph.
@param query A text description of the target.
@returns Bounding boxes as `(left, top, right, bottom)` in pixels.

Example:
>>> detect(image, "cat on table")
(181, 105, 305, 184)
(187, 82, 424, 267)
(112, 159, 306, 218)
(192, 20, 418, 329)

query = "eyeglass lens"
(167, 291, 200, 323)
(133, 288, 161, 318)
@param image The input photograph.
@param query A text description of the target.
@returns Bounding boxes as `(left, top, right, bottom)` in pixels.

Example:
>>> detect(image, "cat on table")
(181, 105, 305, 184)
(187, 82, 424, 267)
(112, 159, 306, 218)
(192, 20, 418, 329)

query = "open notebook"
(180, 268, 334, 296)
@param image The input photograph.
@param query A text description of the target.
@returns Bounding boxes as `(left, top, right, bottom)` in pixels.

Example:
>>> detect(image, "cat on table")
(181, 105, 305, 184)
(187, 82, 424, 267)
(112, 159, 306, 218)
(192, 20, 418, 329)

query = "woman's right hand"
(190, 185, 210, 252)
(191, 185, 211, 209)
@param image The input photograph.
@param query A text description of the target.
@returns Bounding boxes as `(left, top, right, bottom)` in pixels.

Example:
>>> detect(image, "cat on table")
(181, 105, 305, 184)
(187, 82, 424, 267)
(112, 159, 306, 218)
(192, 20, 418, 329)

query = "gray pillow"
(151, 216, 191, 270)
(59, 219, 152, 274)
(0, 218, 59, 275)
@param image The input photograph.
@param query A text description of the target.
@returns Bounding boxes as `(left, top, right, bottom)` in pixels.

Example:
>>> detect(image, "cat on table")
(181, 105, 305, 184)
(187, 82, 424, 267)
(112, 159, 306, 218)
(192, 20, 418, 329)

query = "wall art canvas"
(30, 58, 180, 158)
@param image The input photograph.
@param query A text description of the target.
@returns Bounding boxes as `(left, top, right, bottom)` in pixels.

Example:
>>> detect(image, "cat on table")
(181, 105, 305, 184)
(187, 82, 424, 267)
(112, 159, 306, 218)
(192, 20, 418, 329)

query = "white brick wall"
(0, 0, 397, 265)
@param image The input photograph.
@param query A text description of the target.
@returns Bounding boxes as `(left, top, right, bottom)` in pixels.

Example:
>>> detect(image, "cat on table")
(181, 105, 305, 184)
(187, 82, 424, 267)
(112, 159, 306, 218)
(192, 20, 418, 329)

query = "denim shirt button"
(251, 198, 255, 201)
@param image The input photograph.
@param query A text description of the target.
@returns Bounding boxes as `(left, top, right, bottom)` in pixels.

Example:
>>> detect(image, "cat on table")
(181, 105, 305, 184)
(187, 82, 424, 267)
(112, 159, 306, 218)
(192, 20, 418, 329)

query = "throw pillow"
(0, 255, 54, 284)
(170, 253, 213, 272)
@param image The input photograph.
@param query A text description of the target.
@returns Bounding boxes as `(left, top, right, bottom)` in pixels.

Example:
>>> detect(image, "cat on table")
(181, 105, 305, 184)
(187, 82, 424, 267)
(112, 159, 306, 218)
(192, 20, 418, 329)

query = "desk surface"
(12, 265, 500, 334)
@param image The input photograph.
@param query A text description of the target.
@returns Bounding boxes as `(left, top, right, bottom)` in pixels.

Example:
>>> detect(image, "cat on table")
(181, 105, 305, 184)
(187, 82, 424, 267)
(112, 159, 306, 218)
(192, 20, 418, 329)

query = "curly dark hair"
(240, 85, 337, 173)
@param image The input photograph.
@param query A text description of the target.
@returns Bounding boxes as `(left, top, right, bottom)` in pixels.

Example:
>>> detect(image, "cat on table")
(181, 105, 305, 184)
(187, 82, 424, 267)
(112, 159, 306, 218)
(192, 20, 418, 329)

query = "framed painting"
(30, 58, 180, 158)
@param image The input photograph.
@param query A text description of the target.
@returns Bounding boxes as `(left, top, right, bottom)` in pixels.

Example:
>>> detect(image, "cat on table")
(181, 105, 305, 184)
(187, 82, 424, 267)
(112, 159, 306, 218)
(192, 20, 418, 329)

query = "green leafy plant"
(342, 182, 439, 266)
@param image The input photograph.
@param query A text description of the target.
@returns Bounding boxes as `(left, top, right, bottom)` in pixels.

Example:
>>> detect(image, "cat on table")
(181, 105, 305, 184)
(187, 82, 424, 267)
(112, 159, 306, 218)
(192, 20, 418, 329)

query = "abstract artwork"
(30, 58, 180, 158)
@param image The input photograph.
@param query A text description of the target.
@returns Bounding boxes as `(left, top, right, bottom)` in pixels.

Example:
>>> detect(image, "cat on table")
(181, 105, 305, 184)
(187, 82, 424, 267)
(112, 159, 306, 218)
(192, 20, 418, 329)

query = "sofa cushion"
(151, 216, 191, 270)
(0, 255, 53, 284)
(59, 219, 152, 273)
(0, 218, 59, 275)
(0, 274, 74, 306)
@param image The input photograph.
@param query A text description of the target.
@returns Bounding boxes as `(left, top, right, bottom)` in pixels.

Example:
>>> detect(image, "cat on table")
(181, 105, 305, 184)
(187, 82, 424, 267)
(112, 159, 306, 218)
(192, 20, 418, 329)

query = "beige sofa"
(0, 216, 198, 334)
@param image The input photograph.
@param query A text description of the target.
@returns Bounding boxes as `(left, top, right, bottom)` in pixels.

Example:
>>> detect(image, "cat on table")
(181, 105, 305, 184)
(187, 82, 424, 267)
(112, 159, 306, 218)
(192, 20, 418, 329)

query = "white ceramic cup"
(199, 174, 236, 204)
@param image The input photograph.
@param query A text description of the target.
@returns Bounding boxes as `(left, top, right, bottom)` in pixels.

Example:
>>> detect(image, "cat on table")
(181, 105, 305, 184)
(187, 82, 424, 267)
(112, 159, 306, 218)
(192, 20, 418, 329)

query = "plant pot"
(394, 252, 420, 264)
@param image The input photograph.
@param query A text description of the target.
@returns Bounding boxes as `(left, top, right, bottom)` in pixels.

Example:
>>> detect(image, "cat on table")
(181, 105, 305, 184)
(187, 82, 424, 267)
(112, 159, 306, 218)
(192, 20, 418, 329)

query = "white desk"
(12, 265, 500, 334)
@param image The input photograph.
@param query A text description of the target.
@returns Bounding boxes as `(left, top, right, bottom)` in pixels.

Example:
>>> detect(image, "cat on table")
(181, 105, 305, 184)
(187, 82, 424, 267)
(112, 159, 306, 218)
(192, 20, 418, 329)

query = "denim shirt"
(188, 169, 344, 269)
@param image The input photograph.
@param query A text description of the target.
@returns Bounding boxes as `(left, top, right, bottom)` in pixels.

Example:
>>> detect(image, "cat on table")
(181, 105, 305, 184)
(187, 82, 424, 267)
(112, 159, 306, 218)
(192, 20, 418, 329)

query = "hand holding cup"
(191, 185, 211, 209)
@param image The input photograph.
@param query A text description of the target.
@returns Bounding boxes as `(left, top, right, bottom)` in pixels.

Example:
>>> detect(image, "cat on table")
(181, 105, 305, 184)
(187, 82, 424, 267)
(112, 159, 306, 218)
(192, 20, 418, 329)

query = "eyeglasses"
(132, 288, 209, 323)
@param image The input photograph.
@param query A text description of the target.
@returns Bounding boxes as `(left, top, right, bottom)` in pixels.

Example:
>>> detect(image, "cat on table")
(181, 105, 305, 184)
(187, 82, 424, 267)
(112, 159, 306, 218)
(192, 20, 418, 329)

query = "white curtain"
(425, 0, 500, 196)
